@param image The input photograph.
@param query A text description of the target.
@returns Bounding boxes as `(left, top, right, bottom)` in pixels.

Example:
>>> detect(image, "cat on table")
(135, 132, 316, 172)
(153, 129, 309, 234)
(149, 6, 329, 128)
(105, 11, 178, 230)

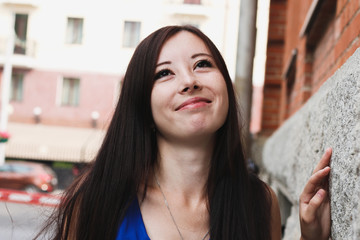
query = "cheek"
(217, 79, 229, 105)
(150, 86, 171, 124)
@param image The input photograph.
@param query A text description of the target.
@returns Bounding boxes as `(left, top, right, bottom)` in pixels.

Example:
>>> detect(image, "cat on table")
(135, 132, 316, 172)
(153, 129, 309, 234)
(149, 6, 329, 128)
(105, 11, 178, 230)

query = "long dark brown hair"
(37, 25, 272, 240)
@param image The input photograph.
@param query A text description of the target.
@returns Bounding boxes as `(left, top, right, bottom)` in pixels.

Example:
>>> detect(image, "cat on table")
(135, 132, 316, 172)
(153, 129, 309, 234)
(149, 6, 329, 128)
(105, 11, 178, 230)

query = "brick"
(336, 0, 350, 16)
(334, 11, 360, 62)
(336, 1, 360, 40)
(302, 91, 311, 103)
(262, 91, 281, 98)
(267, 46, 284, 53)
(261, 124, 279, 131)
(266, 67, 283, 75)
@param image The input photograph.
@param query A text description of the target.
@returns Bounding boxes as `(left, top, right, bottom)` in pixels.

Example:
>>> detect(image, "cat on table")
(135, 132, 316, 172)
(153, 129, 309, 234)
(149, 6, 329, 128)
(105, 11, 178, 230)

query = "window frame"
(184, 0, 201, 4)
(10, 72, 24, 102)
(14, 13, 28, 55)
(66, 17, 84, 44)
(60, 77, 81, 107)
(122, 21, 141, 48)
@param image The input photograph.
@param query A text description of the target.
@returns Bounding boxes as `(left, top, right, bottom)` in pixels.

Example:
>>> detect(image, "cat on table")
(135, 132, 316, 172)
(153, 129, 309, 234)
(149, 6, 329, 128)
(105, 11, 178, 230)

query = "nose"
(179, 72, 202, 93)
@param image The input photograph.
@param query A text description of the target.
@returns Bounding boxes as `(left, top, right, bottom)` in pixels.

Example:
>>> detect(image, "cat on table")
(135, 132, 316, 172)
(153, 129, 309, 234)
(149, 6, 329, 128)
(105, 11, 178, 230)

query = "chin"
(184, 125, 221, 139)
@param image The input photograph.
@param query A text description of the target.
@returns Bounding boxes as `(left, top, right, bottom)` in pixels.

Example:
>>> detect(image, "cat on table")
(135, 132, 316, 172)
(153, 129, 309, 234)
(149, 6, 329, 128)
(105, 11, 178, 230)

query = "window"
(184, 0, 201, 4)
(14, 14, 28, 54)
(181, 23, 200, 29)
(123, 21, 141, 48)
(10, 73, 24, 102)
(61, 77, 80, 106)
(66, 18, 84, 44)
(0, 164, 11, 172)
(282, 49, 297, 120)
(12, 165, 32, 173)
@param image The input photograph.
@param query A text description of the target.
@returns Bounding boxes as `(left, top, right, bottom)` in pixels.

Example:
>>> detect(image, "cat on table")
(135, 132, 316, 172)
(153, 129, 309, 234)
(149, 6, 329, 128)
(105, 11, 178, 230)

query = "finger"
(304, 189, 327, 222)
(301, 166, 330, 202)
(312, 148, 332, 174)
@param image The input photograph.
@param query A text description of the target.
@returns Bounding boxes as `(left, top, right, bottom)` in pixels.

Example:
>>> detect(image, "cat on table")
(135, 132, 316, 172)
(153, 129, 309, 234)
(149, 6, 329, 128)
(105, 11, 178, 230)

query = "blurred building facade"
(0, 0, 241, 162)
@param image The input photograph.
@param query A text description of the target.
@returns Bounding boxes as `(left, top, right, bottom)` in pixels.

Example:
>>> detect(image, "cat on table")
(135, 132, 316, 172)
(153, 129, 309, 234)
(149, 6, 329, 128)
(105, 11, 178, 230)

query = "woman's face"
(151, 31, 229, 143)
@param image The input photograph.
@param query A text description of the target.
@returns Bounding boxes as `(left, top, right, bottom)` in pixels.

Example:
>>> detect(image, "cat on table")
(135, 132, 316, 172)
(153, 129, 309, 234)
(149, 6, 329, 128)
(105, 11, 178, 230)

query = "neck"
(154, 134, 214, 201)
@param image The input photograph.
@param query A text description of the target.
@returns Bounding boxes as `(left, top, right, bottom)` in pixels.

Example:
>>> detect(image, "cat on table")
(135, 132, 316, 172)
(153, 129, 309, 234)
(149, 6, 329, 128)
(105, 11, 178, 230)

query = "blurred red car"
(0, 161, 58, 193)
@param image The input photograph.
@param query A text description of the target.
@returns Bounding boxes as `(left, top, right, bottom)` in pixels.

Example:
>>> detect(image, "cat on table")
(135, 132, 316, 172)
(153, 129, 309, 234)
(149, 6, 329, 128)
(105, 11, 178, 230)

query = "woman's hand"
(299, 148, 332, 240)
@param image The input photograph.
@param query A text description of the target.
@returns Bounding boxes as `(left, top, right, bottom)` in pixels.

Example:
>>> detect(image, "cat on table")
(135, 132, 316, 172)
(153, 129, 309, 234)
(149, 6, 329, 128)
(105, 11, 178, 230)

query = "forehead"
(157, 31, 210, 61)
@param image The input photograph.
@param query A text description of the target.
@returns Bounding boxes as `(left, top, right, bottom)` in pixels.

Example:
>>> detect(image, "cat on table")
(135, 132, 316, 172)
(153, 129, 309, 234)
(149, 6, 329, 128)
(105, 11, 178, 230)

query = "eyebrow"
(156, 61, 171, 68)
(155, 53, 214, 68)
(191, 53, 213, 59)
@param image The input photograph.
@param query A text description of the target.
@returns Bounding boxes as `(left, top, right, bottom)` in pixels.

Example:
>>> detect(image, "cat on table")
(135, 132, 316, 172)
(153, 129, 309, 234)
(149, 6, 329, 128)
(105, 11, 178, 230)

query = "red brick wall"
(260, 0, 286, 135)
(261, 0, 360, 135)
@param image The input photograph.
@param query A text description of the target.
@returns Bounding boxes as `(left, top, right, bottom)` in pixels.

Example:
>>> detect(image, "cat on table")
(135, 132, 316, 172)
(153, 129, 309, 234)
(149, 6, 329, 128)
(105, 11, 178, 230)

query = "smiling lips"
(175, 97, 212, 111)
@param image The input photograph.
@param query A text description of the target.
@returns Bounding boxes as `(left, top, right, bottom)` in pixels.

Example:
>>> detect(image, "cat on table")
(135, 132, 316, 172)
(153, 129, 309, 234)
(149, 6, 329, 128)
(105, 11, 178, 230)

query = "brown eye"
(195, 60, 212, 69)
(154, 69, 172, 80)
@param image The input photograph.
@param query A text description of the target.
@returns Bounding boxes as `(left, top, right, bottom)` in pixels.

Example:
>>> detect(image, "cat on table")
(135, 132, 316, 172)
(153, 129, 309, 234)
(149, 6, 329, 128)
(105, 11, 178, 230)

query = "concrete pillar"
(234, 0, 258, 156)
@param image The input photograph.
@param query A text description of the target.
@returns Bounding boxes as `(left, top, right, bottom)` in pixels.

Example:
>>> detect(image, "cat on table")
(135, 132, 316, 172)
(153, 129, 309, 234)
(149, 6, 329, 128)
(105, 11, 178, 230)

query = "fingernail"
(316, 191, 323, 197)
(317, 189, 325, 197)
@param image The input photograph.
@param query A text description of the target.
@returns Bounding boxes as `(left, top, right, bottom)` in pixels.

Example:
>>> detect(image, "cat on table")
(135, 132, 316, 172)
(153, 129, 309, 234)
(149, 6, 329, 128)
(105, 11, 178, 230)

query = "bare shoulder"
(268, 186, 282, 240)
(268, 186, 279, 208)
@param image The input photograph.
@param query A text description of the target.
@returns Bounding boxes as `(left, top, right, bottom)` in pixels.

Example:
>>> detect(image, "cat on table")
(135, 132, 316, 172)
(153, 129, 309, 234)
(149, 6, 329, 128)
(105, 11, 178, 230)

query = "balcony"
(0, 37, 37, 69)
(0, 0, 40, 7)
(184, 0, 201, 4)
(165, 0, 212, 18)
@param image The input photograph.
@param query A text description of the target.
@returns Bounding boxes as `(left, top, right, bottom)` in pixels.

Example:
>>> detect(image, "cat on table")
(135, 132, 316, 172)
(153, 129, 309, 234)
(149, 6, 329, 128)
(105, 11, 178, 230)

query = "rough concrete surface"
(262, 48, 360, 239)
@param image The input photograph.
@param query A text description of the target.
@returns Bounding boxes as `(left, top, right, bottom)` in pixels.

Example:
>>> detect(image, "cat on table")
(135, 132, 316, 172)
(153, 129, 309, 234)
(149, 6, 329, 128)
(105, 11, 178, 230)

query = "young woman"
(38, 25, 331, 240)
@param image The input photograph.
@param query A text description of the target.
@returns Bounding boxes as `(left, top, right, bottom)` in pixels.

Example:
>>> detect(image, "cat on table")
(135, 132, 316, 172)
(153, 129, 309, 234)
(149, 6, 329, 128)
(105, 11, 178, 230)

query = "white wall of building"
(0, 0, 240, 78)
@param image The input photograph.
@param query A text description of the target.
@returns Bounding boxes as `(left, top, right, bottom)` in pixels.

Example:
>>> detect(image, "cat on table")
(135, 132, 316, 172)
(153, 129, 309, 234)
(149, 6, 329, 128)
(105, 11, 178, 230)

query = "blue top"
(116, 199, 151, 240)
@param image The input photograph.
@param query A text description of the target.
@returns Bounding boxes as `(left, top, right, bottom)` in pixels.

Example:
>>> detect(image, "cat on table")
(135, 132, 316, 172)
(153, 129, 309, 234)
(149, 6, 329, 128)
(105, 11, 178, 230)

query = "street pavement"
(0, 201, 55, 240)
